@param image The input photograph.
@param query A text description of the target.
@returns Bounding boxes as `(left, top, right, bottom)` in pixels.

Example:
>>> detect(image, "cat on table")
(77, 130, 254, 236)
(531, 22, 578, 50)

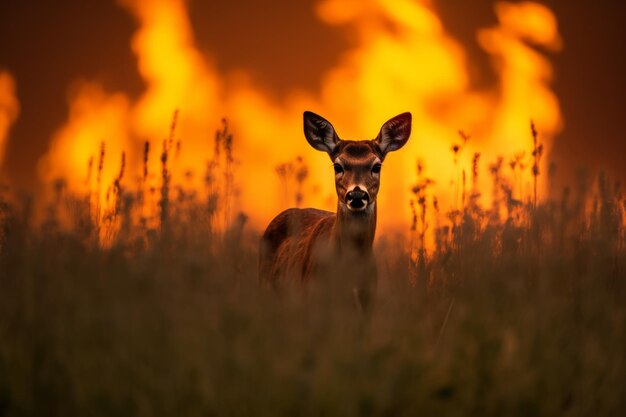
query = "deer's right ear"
(303, 111, 339, 154)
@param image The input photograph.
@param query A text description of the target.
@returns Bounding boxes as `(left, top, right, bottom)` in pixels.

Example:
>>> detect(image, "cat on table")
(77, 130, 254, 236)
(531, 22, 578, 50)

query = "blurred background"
(0, 0, 624, 229)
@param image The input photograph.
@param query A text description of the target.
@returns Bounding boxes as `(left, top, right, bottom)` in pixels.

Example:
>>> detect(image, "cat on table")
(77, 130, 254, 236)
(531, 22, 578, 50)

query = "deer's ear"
(304, 111, 339, 154)
(376, 112, 411, 155)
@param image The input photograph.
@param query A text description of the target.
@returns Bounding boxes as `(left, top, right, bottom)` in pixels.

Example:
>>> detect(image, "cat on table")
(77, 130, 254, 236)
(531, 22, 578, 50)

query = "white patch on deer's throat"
(347, 204, 367, 212)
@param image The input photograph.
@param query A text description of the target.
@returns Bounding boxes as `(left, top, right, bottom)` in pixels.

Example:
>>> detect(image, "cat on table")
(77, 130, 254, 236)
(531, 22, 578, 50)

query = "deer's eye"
(371, 164, 382, 174)
(333, 163, 344, 174)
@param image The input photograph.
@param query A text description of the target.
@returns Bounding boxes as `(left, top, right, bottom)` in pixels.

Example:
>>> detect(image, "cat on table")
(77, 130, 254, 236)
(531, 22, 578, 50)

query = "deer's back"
(259, 208, 335, 285)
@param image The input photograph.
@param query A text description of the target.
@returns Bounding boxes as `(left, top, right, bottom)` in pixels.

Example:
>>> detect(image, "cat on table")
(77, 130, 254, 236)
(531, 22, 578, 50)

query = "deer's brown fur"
(259, 111, 411, 308)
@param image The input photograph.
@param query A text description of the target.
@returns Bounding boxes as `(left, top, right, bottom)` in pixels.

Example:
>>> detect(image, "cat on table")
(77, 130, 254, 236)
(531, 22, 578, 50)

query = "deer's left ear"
(376, 112, 411, 155)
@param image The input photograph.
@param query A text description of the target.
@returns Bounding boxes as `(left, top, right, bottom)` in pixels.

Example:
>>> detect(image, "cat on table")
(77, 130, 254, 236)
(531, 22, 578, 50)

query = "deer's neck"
(332, 201, 377, 255)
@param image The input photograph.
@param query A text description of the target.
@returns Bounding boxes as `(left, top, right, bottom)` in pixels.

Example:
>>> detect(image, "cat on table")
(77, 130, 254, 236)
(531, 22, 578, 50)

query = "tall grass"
(0, 118, 624, 416)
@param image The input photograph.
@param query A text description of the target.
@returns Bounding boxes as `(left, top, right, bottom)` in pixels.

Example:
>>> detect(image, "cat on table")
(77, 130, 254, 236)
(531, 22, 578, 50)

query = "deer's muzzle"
(346, 187, 370, 211)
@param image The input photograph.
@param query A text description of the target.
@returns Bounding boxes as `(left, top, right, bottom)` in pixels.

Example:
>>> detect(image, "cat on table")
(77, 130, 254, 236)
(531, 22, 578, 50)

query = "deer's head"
(303, 111, 411, 213)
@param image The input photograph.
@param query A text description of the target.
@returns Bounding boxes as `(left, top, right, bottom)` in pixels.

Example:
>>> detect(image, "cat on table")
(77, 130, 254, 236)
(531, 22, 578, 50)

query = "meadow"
(0, 120, 624, 416)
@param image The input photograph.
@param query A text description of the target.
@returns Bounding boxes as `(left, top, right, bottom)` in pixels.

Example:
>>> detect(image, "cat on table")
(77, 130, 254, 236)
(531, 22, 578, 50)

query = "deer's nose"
(346, 187, 370, 211)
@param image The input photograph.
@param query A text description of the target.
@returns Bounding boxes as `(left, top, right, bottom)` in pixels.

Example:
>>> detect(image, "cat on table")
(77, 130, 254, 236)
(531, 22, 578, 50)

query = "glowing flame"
(39, 82, 131, 191)
(39, 0, 563, 232)
(0, 71, 20, 169)
(122, 0, 221, 171)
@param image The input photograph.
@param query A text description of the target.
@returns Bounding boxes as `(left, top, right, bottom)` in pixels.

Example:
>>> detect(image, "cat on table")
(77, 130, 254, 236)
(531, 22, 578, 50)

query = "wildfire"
(0, 71, 20, 168)
(37, 0, 562, 232)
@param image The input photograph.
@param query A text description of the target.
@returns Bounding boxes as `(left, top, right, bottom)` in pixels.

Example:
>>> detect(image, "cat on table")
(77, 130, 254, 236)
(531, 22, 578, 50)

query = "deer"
(259, 111, 412, 309)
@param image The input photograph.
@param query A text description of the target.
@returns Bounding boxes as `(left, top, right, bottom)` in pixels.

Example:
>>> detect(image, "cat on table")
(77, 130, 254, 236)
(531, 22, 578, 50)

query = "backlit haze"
(0, 0, 569, 231)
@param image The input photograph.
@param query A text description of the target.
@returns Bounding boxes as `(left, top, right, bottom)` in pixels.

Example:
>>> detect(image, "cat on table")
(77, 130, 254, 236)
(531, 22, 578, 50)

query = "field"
(0, 124, 625, 416)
